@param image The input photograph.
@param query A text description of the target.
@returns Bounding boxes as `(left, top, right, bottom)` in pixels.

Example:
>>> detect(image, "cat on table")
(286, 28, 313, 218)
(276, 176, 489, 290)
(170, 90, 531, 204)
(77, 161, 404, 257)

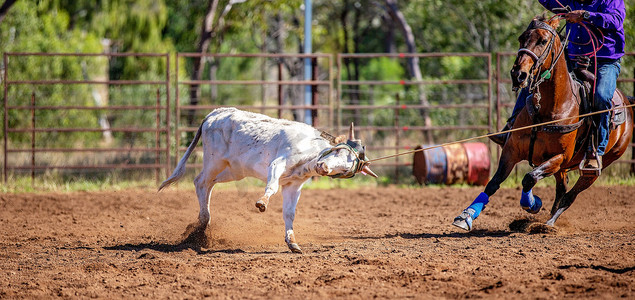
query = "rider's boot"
(580, 150, 602, 176)
(488, 122, 511, 147)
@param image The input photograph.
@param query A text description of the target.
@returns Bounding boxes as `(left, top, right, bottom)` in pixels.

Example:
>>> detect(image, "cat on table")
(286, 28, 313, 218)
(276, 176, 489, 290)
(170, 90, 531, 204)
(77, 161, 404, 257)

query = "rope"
(369, 11, 616, 164)
(367, 102, 635, 163)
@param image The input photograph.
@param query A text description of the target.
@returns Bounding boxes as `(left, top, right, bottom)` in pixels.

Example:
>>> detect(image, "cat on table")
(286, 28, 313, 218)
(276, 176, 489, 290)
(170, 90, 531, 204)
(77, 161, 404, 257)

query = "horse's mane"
(533, 13, 548, 22)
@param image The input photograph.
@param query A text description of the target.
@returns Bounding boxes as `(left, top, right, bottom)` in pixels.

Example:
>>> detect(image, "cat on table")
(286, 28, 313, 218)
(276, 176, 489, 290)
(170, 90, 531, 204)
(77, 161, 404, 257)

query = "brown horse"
(453, 16, 634, 231)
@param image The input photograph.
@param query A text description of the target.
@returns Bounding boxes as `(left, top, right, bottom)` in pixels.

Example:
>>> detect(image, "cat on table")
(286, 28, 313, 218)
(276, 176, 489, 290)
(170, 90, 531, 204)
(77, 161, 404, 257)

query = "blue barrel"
(412, 145, 447, 185)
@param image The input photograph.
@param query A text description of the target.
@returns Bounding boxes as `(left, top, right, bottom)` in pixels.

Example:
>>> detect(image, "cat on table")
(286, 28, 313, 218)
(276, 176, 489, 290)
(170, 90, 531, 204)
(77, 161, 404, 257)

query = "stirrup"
(579, 152, 602, 177)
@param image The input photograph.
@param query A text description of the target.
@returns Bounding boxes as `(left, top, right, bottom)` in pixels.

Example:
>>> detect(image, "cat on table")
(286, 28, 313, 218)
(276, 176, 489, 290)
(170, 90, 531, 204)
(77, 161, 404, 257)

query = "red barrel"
(412, 145, 447, 185)
(443, 144, 468, 185)
(412, 142, 490, 186)
(463, 142, 490, 186)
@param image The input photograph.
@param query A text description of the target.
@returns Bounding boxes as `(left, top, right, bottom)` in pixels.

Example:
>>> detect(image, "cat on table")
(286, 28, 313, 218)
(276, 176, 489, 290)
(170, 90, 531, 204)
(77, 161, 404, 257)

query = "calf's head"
(316, 123, 378, 178)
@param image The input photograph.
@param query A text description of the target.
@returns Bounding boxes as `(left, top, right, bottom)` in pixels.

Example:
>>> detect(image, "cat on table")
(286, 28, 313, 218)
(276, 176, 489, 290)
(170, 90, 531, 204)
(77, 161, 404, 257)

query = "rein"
(517, 20, 575, 167)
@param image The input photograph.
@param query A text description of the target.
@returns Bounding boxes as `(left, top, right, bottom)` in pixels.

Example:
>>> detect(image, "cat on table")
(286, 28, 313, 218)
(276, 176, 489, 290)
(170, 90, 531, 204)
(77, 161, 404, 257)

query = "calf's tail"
(158, 122, 204, 191)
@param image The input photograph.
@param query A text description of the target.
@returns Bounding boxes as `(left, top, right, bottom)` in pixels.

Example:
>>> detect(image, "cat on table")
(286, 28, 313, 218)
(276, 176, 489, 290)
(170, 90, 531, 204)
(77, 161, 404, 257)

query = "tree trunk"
(340, 0, 362, 128)
(188, 0, 220, 126)
(384, 0, 433, 144)
(187, 0, 246, 125)
(0, 0, 17, 24)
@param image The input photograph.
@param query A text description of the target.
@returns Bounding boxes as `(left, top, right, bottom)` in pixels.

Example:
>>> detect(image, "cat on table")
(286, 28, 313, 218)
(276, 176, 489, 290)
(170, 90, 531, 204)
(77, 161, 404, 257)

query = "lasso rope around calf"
(366, 102, 635, 164)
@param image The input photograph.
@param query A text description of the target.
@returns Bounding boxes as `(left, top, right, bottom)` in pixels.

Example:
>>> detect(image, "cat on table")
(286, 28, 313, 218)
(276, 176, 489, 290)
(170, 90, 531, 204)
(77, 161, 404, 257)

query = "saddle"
(572, 71, 627, 130)
(570, 63, 626, 176)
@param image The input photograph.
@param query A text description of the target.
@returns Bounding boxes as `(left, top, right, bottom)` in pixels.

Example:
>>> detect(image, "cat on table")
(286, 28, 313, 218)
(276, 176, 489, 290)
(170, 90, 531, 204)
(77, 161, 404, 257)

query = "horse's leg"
(519, 154, 564, 214)
(453, 150, 519, 231)
(546, 174, 598, 226)
(550, 170, 569, 216)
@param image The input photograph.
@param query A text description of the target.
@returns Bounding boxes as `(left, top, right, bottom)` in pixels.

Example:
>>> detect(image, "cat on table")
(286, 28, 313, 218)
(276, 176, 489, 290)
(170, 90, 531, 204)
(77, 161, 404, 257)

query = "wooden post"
(394, 93, 400, 183)
(311, 57, 319, 127)
(278, 62, 283, 119)
(155, 88, 161, 183)
(31, 92, 35, 184)
(631, 67, 635, 175)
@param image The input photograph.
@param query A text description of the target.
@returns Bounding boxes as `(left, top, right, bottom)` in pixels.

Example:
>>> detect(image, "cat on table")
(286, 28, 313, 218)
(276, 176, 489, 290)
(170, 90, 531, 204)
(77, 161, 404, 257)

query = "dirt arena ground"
(1, 184, 634, 299)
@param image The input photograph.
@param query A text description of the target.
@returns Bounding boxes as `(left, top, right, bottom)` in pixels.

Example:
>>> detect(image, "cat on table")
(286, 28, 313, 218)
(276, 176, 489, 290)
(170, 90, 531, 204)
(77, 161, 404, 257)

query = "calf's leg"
(281, 182, 304, 253)
(256, 157, 287, 212)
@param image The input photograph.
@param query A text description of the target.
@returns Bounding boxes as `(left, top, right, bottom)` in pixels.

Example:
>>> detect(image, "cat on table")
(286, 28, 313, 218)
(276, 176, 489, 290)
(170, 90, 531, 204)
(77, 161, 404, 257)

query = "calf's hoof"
(288, 243, 303, 254)
(255, 200, 267, 212)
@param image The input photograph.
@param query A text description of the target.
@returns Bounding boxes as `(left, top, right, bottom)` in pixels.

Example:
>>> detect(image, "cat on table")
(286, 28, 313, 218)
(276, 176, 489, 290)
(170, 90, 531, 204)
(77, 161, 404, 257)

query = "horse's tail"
(158, 120, 204, 192)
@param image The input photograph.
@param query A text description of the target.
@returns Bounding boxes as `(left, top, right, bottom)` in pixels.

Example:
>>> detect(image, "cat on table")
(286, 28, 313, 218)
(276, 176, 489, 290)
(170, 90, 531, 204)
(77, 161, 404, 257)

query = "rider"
(490, 0, 625, 171)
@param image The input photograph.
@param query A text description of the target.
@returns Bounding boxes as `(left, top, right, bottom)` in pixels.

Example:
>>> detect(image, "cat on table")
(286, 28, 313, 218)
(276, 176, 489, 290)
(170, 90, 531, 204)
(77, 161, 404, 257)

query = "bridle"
(515, 19, 570, 97)
(515, 19, 584, 168)
(318, 140, 369, 179)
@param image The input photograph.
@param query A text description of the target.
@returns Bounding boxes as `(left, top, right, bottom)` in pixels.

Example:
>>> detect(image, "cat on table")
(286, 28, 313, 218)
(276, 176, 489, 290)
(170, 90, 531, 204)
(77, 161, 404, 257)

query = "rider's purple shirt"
(539, 0, 625, 60)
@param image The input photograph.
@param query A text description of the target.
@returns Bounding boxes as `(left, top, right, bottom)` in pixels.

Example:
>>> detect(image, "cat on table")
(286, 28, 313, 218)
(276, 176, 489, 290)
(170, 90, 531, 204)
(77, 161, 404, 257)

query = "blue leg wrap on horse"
(467, 192, 489, 219)
(520, 189, 542, 214)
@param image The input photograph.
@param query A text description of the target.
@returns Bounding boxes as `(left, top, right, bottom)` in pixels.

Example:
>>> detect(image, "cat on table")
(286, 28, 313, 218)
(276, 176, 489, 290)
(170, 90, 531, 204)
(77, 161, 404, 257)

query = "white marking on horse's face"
(317, 148, 357, 177)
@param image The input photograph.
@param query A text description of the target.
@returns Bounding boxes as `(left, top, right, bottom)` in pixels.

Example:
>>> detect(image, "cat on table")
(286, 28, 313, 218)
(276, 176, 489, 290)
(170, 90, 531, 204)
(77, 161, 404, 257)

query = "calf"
(158, 107, 377, 253)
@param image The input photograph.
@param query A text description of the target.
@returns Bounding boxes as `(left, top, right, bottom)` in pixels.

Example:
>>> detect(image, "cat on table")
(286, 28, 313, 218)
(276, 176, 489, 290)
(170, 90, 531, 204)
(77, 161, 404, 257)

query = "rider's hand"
(563, 10, 588, 23)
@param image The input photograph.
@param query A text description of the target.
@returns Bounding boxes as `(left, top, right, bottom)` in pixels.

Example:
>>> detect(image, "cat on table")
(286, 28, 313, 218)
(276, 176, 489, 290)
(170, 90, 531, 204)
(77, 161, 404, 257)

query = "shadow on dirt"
(103, 242, 245, 255)
(104, 222, 246, 255)
(558, 264, 635, 274)
(509, 218, 557, 234)
(347, 230, 513, 240)
(104, 221, 293, 255)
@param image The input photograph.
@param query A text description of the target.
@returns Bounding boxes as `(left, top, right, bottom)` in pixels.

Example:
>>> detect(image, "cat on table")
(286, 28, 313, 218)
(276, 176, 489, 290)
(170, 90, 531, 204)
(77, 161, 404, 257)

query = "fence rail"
(3, 52, 171, 182)
(2, 52, 635, 183)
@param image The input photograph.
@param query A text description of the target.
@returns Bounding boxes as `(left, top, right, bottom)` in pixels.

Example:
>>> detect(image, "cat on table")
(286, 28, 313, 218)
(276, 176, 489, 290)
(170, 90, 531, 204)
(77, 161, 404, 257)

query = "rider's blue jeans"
(593, 59, 621, 156)
(508, 59, 621, 156)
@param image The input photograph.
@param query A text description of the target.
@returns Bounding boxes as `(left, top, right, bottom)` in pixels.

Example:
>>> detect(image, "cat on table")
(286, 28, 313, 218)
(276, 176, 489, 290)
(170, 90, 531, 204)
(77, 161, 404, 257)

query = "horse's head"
(511, 16, 563, 91)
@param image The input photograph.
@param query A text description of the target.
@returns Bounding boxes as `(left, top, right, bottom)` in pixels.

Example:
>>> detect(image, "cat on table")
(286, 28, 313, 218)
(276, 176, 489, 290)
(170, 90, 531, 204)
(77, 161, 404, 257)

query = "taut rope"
(366, 102, 635, 164)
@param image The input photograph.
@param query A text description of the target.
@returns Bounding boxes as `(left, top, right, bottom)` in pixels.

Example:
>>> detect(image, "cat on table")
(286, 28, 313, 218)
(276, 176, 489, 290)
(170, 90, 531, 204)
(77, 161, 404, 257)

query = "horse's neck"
(536, 59, 578, 119)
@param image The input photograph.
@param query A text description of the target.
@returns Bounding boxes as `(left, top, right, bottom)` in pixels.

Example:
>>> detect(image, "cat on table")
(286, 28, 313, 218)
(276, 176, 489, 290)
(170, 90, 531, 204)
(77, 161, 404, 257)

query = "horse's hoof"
(522, 195, 542, 214)
(288, 243, 303, 254)
(255, 200, 267, 212)
(452, 210, 473, 231)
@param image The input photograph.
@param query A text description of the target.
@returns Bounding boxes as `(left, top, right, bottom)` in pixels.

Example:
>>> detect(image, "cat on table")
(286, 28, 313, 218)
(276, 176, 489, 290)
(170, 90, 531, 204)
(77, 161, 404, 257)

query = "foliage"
(1, 0, 634, 181)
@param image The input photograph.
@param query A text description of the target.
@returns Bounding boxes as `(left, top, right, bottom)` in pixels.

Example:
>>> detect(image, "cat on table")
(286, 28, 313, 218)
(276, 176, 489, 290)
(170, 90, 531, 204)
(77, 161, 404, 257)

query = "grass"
(1, 167, 634, 193)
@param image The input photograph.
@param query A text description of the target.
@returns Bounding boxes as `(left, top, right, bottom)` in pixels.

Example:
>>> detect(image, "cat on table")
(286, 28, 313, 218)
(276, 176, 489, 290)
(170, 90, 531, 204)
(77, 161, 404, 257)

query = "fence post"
(31, 92, 35, 184)
(394, 93, 400, 183)
(311, 57, 319, 127)
(3, 53, 7, 183)
(278, 62, 283, 119)
(165, 53, 171, 177)
(156, 88, 161, 183)
(631, 66, 635, 175)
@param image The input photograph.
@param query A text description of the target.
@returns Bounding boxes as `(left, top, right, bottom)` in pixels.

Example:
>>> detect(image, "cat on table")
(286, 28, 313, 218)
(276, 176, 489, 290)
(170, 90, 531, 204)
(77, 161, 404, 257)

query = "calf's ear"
(334, 135, 347, 144)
